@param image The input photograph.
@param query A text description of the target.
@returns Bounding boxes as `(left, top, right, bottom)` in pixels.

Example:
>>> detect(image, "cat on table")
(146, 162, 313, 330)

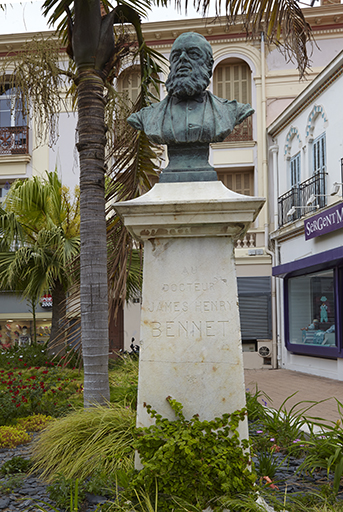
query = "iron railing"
(0, 126, 29, 155)
(278, 170, 327, 228)
(225, 117, 253, 142)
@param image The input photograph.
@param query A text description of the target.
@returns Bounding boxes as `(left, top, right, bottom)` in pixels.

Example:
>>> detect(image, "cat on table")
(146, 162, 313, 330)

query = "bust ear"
(208, 57, 214, 78)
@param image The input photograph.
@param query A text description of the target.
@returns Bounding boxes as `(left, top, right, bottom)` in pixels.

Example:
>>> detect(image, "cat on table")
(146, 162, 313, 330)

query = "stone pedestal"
(114, 181, 265, 442)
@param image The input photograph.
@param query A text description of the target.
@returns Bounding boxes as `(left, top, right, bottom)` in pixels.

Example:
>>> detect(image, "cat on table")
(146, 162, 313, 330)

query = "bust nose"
(179, 49, 190, 62)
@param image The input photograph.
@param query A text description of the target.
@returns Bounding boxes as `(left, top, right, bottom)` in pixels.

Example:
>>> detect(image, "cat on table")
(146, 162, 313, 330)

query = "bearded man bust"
(127, 32, 254, 182)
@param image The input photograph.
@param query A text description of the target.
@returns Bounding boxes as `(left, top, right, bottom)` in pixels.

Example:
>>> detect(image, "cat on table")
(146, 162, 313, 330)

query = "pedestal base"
(114, 181, 265, 466)
(137, 236, 248, 440)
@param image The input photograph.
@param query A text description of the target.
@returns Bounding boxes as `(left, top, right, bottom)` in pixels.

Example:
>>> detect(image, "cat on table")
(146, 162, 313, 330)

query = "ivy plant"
(131, 397, 256, 510)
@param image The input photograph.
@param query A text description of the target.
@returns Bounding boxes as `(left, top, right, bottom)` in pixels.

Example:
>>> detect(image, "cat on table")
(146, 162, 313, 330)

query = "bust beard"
(165, 64, 211, 99)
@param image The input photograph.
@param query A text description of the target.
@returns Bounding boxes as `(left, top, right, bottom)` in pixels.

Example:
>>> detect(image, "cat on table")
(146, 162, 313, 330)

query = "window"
(311, 133, 326, 207)
(117, 69, 160, 105)
(290, 152, 300, 188)
(313, 133, 326, 175)
(0, 182, 11, 203)
(284, 266, 343, 358)
(217, 169, 254, 196)
(213, 60, 252, 141)
(288, 270, 335, 347)
(0, 87, 28, 155)
(118, 70, 140, 105)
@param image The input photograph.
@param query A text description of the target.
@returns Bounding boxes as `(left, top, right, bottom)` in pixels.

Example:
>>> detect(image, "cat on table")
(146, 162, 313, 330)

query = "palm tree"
(36, 0, 312, 406)
(38, 0, 163, 405)
(0, 171, 80, 350)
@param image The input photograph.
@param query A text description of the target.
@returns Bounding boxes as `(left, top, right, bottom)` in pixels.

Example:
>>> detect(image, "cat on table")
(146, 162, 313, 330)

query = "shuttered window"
(118, 70, 140, 104)
(237, 277, 272, 340)
(217, 169, 254, 196)
(313, 133, 326, 175)
(118, 69, 160, 105)
(213, 60, 252, 141)
(290, 152, 300, 187)
(214, 61, 251, 104)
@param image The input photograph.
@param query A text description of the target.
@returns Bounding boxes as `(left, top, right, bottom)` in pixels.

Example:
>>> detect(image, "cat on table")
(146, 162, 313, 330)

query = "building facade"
(1, 2, 343, 365)
(268, 49, 343, 379)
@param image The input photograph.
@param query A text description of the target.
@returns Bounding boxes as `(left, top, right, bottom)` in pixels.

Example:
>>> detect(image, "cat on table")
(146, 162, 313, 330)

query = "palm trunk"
(50, 279, 66, 355)
(77, 71, 110, 405)
(30, 298, 37, 345)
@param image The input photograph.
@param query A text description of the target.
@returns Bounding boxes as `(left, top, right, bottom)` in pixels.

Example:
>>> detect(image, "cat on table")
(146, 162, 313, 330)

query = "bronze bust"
(128, 32, 254, 182)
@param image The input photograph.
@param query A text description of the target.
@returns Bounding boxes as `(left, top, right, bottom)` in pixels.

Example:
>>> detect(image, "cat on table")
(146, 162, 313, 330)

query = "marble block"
(138, 235, 248, 436)
(114, 181, 265, 445)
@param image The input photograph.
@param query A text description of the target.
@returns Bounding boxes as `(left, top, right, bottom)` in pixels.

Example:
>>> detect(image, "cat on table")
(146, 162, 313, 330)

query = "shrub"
(130, 398, 256, 511)
(32, 403, 135, 482)
(0, 343, 53, 369)
(16, 413, 53, 431)
(47, 474, 85, 511)
(0, 425, 31, 447)
(0, 455, 33, 475)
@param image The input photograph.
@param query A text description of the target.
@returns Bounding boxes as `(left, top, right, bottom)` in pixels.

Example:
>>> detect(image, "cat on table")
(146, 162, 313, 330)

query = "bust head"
(165, 32, 214, 100)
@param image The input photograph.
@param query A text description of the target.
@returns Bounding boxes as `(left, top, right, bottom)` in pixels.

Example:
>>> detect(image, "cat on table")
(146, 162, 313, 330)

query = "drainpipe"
(261, 32, 268, 245)
(261, 33, 277, 369)
(269, 141, 282, 368)
(269, 144, 282, 368)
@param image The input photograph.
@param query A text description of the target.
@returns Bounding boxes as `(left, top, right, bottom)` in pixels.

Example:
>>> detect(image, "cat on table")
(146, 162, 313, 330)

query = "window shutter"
(237, 277, 272, 340)
(217, 170, 254, 196)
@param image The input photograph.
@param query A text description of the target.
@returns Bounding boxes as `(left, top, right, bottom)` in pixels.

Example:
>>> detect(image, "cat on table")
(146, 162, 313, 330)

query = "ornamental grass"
(31, 402, 135, 482)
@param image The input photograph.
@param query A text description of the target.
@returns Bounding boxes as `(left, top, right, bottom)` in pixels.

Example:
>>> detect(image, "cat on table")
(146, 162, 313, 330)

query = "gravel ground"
(1, 436, 343, 512)
(0, 437, 109, 512)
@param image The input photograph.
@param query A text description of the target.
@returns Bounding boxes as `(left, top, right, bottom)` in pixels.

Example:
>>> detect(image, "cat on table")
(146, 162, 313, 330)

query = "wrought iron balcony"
(278, 170, 327, 228)
(0, 126, 29, 155)
(224, 117, 253, 142)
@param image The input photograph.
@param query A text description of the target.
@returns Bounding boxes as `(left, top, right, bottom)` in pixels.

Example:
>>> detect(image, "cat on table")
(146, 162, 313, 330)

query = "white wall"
(49, 112, 79, 191)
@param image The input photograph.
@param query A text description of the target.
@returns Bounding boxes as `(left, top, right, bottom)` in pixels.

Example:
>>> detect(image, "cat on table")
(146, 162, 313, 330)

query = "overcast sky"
(0, 0, 215, 34)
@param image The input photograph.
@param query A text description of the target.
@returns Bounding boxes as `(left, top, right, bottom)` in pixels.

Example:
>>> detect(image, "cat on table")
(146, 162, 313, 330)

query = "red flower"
(16, 403, 20, 407)
(42, 371, 48, 375)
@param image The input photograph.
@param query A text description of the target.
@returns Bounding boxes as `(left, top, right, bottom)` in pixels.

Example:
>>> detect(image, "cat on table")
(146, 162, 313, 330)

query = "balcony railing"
(224, 117, 253, 142)
(0, 126, 29, 155)
(278, 170, 327, 228)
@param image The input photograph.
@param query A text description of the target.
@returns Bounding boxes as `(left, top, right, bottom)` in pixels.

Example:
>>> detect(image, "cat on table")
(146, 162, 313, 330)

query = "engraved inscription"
(150, 320, 230, 338)
(162, 282, 214, 292)
(145, 300, 231, 313)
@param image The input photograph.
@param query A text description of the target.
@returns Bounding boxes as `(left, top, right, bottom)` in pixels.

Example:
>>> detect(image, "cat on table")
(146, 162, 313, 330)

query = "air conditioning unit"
(257, 340, 272, 358)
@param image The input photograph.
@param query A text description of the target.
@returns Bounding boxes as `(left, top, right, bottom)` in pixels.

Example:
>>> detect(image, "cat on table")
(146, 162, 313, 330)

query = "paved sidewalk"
(244, 368, 343, 424)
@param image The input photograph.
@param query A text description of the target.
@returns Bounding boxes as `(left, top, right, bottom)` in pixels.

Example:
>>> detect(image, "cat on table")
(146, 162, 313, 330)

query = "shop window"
(287, 269, 336, 350)
(217, 169, 254, 195)
(213, 59, 253, 141)
(0, 87, 28, 155)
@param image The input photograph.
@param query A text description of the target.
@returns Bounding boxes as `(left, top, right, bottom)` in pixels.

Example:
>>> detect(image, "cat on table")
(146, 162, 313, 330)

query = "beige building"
(1, 1, 343, 362)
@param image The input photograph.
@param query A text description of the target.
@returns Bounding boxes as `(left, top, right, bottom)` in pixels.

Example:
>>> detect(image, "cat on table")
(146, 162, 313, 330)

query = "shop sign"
(305, 202, 343, 240)
(40, 294, 53, 308)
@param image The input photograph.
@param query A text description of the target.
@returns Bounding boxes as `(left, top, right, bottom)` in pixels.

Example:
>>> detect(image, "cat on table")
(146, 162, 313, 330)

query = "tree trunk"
(30, 298, 37, 345)
(77, 71, 110, 405)
(50, 279, 66, 355)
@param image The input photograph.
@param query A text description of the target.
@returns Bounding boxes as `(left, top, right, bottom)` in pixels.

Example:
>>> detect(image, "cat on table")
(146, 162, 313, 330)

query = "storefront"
(273, 245, 343, 361)
(0, 291, 52, 347)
